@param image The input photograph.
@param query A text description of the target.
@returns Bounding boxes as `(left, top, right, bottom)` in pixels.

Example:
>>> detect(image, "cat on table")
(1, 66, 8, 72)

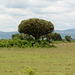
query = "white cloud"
(41, 6, 69, 13)
(0, 0, 75, 32)
(0, 0, 30, 8)
(0, 14, 18, 31)
(5, 8, 31, 16)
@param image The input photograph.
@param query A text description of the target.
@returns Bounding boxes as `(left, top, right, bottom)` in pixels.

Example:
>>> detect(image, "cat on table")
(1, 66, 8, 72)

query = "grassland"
(0, 43, 75, 75)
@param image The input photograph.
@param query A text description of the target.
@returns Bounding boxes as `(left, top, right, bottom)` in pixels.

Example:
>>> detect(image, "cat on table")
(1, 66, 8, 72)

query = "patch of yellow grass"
(0, 43, 75, 75)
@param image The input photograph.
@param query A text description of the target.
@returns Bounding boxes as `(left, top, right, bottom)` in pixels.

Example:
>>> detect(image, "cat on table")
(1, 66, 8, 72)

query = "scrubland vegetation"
(0, 18, 75, 75)
(0, 18, 72, 48)
(0, 39, 56, 48)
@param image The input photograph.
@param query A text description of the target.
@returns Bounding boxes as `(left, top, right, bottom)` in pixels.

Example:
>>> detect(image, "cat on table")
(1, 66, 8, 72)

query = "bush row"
(0, 39, 56, 48)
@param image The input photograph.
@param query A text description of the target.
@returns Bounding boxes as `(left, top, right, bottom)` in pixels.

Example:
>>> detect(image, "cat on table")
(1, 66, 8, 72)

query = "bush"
(52, 33, 62, 41)
(65, 35, 72, 42)
(24, 67, 37, 75)
(32, 41, 56, 48)
(0, 39, 56, 48)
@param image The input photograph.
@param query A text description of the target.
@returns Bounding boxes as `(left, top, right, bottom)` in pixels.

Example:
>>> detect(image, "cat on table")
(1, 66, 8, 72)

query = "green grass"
(0, 43, 75, 75)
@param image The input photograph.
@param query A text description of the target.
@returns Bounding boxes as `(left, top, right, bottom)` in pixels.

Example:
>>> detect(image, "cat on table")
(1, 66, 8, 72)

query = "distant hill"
(0, 29, 75, 39)
(55, 29, 75, 39)
(0, 31, 18, 39)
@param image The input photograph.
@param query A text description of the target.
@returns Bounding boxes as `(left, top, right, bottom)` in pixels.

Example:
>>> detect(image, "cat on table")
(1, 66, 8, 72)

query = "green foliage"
(24, 67, 37, 75)
(65, 35, 72, 42)
(0, 39, 56, 48)
(12, 34, 23, 40)
(46, 33, 62, 42)
(18, 18, 54, 40)
(46, 33, 53, 42)
(12, 33, 34, 40)
(52, 33, 62, 41)
(33, 40, 56, 48)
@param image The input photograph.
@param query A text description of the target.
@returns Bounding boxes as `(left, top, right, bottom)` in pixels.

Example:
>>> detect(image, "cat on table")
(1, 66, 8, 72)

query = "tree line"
(17, 18, 72, 42)
(0, 18, 72, 48)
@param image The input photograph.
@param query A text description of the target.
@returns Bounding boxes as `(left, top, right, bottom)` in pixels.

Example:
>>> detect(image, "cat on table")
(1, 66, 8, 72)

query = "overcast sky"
(0, 0, 75, 32)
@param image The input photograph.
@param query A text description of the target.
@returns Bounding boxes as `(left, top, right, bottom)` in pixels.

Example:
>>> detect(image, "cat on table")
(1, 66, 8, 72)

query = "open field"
(0, 43, 75, 75)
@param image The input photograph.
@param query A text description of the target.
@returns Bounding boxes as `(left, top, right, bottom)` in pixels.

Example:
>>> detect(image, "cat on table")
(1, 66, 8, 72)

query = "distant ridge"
(0, 29, 75, 39)
(55, 29, 75, 39)
(0, 31, 18, 39)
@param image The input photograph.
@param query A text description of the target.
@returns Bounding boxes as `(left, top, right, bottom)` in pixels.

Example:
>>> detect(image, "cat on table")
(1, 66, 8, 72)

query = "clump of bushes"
(32, 40, 56, 48)
(52, 33, 62, 41)
(65, 35, 72, 42)
(0, 39, 56, 48)
(46, 33, 62, 43)
(12, 33, 34, 40)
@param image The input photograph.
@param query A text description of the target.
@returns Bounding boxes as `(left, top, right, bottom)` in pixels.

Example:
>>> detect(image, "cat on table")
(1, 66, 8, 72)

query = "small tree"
(52, 33, 62, 41)
(18, 18, 54, 41)
(65, 35, 72, 42)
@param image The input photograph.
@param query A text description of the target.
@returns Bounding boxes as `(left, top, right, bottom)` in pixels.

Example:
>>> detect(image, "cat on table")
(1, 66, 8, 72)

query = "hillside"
(0, 31, 18, 39)
(55, 29, 75, 39)
(0, 29, 75, 39)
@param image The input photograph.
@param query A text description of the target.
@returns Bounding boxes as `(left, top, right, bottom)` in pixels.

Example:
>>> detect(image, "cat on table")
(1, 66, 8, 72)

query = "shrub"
(52, 33, 62, 41)
(65, 35, 72, 42)
(0, 39, 56, 48)
(24, 67, 37, 75)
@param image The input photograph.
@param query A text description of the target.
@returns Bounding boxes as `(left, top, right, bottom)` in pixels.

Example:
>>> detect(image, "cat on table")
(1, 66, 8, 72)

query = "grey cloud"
(0, 0, 29, 8)
(0, 0, 75, 31)
(0, 0, 59, 9)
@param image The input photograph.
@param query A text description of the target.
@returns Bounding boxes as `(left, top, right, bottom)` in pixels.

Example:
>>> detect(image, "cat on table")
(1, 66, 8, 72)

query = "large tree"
(18, 18, 54, 40)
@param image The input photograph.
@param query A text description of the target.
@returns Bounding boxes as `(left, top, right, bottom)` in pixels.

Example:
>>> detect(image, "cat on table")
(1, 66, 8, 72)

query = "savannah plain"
(0, 43, 75, 75)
